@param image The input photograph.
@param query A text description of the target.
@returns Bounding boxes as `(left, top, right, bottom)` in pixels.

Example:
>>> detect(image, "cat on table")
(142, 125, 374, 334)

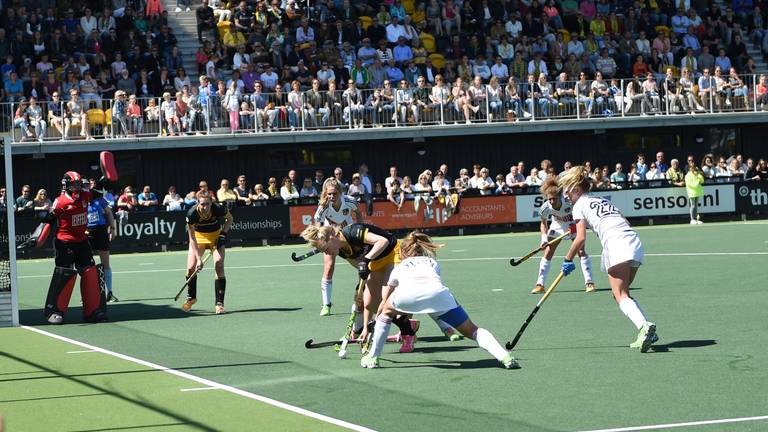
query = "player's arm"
(563, 219, 586, 262)
(539, 215, 549, 247)
(104, 206, 117, 241)
(352, 201, 364, 223)
(362, 231, 390, 261)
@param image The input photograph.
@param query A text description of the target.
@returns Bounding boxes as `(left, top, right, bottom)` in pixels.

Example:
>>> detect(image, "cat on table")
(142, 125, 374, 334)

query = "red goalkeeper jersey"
(51, 191, 92, 242)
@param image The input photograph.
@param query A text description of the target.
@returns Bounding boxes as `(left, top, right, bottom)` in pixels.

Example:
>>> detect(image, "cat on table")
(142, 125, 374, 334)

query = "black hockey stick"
(505, 271, 565, 350)
(510, 230, 571, 266)
(291, 249, 321, 262)
(305, 339, 342, 349)
(173, 250, 213, 301)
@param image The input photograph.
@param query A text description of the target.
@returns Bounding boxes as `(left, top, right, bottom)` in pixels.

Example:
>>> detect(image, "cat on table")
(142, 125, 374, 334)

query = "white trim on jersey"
(314, 195, 359, 227)
(540, 198, 575, 234)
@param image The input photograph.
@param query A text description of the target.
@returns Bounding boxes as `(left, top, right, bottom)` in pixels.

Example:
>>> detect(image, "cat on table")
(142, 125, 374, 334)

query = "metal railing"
(7, 75, 767, 143)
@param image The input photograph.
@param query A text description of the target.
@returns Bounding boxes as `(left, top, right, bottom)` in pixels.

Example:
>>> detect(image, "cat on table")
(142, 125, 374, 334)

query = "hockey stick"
(336, 277, 367, 358)
(509, 230, 571, 266)
(291, 249, 321, 262)
(173, 250, 213, 301)
(505, 271, 565, 350)
(305, 334, 399, 350)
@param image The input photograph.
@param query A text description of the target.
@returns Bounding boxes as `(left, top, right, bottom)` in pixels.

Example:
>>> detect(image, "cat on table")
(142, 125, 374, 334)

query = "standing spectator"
(476, 167, 494, 195)
(685, 160, 705, 224)
(348, 173, 366, 197)
(32, 189, 52, 219)
(223, 82, 240, 133)
(525, 168, 543, 186)
(384, 166, 403, 192)
(505, 165, 526, 191)
(333, 167, 349, 193)
(137, 185, 159, 212)
(655, 152, 669, 173)
(15, 185, 33, 215)
(635, 154, 648, 178)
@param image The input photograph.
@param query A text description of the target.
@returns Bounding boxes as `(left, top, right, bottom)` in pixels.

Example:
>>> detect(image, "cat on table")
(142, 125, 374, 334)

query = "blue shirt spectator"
(137, 186, 159, 212)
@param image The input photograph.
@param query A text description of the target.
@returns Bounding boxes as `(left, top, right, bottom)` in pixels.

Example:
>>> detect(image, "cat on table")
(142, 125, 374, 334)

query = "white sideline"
(22, 325, 377, 432)
(576, 415, 768, 432)
(17, 252, 768, 279)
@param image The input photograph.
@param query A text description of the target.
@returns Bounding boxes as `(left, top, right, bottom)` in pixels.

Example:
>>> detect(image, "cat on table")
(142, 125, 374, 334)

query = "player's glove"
(561, 259, 575, 276)
(217, 231, 228, 248)
(357, 258, 371, 280)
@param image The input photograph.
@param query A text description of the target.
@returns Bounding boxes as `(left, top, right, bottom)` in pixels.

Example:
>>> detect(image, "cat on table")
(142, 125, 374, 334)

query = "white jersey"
(540, 197, 575, 234)
(387, 256, 458, 314)
(571, 195, 635, 248)
(313, 196, 358, 227)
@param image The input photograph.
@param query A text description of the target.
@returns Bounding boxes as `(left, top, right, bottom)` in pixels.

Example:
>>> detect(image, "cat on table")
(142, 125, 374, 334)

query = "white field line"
(576, 415, 768, 432)
(65, 349, 97, 354)
(22, 326, 377, 432)
(17, 252, 768, 279)
(180, 387, 219, 392)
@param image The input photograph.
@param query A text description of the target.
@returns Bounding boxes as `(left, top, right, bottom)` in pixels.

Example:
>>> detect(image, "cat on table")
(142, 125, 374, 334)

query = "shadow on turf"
(649, 339, 717, 353)
(19, 304, 302, 324)
(381, 357, 503, 370)
(555, 287, 643, 293)
(0, 359, 289, 383)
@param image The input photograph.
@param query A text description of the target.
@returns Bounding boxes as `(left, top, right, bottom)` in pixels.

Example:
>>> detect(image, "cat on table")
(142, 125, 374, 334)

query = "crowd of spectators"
(5, 153, 766, 220)
(5, 0, 768, 141)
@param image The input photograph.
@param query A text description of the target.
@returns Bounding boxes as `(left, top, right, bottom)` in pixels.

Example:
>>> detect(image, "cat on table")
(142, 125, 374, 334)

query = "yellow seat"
(403, 0, 415, 14)
(428, 53, 445, 69)
(218, 21, 231, 40)
(420, 32, 436, 53)
(558, 29, 571, 43)
(105, 108, 113, 132)
(359, 15, 373, 31)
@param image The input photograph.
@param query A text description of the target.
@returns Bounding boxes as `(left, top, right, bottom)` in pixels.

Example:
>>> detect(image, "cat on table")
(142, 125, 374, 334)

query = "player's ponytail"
(539, 177, 561, 198)
(558, 166, 592, 194)
(300, 224, 340, 249)
(400, 231, 443, 259)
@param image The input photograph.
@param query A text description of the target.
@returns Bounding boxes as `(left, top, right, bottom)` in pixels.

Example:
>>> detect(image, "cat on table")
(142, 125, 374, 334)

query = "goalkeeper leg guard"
(81, 265, 107, 322)
(44, 267, 78, 323)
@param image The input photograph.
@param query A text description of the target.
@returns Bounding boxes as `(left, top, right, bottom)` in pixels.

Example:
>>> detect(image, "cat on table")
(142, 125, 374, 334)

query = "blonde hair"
(319, 177, 342, 208)
(558, 166, 592, 193)
(300, 224, 341, 249)
(539, 177, 561, 198)
(196, 190, 213, 202)
(399, 231, 443, 259)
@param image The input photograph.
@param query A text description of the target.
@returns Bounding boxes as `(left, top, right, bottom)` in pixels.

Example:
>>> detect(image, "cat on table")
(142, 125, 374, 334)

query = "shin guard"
(215, 278, 226, 304)
(44, 267, 78, 319)
(186, 272, 198, 299)
(81, 265, 107, 322)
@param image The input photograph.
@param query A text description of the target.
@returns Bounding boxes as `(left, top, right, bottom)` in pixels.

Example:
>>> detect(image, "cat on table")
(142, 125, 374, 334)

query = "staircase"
(163, 0, 205, 82)
(711, 0, 767, 74)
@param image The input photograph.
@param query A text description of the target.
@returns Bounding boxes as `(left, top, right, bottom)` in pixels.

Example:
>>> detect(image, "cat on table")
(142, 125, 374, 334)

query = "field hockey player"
(313, 178, 364, 316)
(360, 231, 520, 369)
(300, 223, 421, 353)
(532, 177, 596, 294)
(559, 167, 658, 352)
(183, 190, 233, 314)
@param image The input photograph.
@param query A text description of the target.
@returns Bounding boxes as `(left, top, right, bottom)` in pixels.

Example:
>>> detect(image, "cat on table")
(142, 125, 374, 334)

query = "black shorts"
(54, 239, 95, 270)
(87, 225, 110, 251)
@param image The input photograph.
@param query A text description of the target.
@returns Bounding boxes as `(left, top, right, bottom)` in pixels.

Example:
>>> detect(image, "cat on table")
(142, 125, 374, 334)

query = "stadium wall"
(8, 122, 766, 194)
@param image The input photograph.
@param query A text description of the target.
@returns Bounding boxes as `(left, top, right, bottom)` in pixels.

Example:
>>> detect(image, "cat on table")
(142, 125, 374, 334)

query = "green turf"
(4, 221, 768, 432)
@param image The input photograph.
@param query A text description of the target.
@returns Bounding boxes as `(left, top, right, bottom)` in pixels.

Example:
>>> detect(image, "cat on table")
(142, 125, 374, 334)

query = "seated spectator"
(610, 163, 628, 189)
(217, 179, 238, 208)
(15, 185, 34, 215)
(300, 178, 318, 198)
(666, 159, 685, 186)
(413, 172, 434, 218)
(32, 189, 52, 219)
(233, 175, 251, 206)
(251, 184, 270, 201)
(163, 186, 185, 211)
(525, 168, 543, 186)
(117, 186, 138, 215)
(348, 173, 366, 197)
(495, 174, 511, 194)
(137, 186, 159, 212)
(505, 165, 526, 191)
(280, 177, 300, 203)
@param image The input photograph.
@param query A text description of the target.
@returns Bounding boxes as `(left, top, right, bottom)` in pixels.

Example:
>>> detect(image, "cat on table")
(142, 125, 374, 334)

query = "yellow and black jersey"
(339, 223, 397, 260)
(186, 202, 229, 233)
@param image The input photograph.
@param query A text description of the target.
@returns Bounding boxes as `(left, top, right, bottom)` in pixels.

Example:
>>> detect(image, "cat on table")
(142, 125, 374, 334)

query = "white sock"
(473, 328, 509, 362)
(580, 255, 594, 284)
(352, 304, 364, 332)
(428, 313, 452, 332)
(370, 315, 392, 357)
(320, 278, 332, 306)
(536, 258, 551, 286)
(618, 297, 648, 329)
